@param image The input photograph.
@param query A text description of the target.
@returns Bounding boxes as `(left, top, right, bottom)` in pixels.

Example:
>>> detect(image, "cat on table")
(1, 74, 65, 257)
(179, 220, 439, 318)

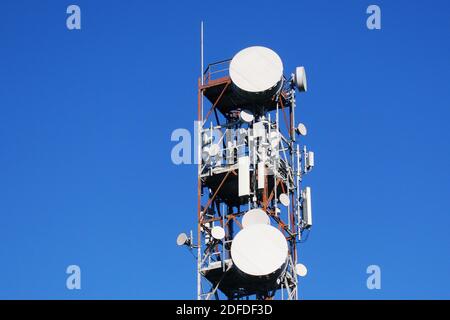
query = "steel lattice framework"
(192, 57, 313, 300)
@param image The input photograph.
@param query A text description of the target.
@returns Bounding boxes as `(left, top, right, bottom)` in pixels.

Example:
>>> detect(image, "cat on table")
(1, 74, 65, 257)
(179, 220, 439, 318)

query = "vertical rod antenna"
(197, 21, 204, 300)
(200, 21, 204, 120)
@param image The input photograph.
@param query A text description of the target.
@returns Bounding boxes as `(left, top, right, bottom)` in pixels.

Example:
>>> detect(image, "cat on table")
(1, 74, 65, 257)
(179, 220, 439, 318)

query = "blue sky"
(0, 0, 449, 299)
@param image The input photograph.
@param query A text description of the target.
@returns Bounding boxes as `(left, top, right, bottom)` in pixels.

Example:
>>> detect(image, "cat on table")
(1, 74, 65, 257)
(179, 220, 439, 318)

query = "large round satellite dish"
(211, 226, 225, 240)
(230, 46, 283, 96)
(231, 224, 288, 277)
(242, 208, 270, 228)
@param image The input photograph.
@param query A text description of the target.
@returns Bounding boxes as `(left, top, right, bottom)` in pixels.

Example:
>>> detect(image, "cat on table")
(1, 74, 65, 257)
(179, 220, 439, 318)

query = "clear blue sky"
(0, 1, 449, 299)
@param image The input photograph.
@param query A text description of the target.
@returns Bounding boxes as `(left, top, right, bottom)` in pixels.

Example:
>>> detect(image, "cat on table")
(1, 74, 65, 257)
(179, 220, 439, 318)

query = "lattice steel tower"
(177, 29, 315, 300)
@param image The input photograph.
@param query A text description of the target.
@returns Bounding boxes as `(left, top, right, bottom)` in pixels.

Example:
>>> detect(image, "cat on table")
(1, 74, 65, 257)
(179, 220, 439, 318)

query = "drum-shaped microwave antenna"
(294, 66, 307, 92)
(231, 224, 288, 278)
(230, 46, 284, 102)
(242, 208, 270, 228)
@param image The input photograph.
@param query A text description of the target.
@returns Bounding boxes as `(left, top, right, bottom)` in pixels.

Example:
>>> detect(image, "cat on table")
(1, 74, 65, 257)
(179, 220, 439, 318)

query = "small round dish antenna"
(279, 193, 290, 207)
(176, 233, 190, 246)
(211, 226, 225, 240)
(296, 263, 308, 277)
(240, 109, 254, 123)
(296, 123, 307, 136)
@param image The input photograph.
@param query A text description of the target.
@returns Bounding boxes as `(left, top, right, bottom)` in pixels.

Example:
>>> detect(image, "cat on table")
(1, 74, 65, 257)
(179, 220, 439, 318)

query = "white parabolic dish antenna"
(231, 224, 288, 277)
(176, 233, 189, 246)
(229, 46, 284, 97)
(240, 109, 255, 123)
(296, 123, 308, 136)
(211, 226, 225, 240)
(296, 263, 308, 277)
(279, 193, 290, 207)
(242, 208, 270, 228)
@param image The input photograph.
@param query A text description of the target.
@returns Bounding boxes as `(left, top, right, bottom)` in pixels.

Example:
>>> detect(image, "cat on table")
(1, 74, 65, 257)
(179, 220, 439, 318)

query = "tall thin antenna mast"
(197, 20, 204, 301)
(200, 21, 204, 119)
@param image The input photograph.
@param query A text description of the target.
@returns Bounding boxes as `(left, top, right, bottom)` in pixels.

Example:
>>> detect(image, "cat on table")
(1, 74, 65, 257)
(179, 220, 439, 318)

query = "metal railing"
(203, 59, 231, 84)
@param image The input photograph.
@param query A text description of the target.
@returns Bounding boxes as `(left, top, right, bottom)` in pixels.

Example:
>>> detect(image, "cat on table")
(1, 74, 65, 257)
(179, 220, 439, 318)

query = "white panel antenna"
(257, 162, 265, 189)
(307, 151, 314, 171)
(238, 156, 250, 196)
(302, 187, 312, 228)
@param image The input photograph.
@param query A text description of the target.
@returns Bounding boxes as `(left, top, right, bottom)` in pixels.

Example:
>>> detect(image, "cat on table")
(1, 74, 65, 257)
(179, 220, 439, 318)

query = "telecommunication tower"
(177, 26, 315, 300)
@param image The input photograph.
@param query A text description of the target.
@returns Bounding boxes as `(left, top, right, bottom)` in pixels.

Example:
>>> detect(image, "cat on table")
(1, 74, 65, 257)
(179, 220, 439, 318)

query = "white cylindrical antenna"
(294, 66, 307, 92)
